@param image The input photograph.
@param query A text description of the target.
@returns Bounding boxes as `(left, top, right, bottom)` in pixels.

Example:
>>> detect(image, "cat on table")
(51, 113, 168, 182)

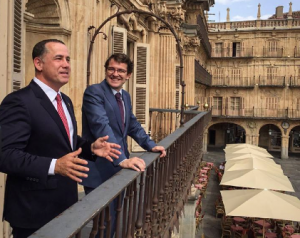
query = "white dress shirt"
(34, 77, 74, 175)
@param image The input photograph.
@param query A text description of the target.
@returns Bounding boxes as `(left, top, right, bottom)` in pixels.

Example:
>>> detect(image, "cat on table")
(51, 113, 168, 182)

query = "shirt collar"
(33, 77, 61, 102)
(111, 88, 123, 96)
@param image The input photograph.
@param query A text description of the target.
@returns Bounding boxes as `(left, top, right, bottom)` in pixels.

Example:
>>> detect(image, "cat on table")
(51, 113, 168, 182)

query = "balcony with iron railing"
(289, 77, 300, 87)
(294, 47, 300, 58)
(211, 47, 254, 58)
(258, 76, 286, 87)
(195, 60, 212, 86)
(197, 15, 211, 56)
(30, 110, 211, 238)
(262, 47, 284, 58)
(211, 107, 300, 119)
(212, 77, 255, 88)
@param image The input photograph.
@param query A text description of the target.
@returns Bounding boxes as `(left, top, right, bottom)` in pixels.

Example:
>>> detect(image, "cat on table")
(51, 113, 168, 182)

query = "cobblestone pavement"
(196, 148, 300, 238)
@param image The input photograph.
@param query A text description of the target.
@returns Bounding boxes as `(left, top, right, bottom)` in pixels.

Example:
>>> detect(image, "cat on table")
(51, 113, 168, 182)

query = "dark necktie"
(56, 93, 71, 142)
(115, 92, 124, 131)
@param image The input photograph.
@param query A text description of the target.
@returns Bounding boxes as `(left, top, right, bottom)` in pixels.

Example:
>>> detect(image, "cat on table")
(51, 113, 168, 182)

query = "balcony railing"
(209, 19, 300, 31)
(30, 111, 211, 238)
(289, 77, 300, 87)
(211, 107, 300, 119)
(258, 76, 285, 87)
(149, 107, 201, 143)
(262, 47, 283, 58)
(211, 48, 253, 58)
(197, 15, 211, 56)
(195, 60, 212, 86)
(212, 77, 254, 87)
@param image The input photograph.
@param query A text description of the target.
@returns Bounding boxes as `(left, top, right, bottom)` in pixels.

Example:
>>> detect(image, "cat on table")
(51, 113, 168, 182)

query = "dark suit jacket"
(0, 80, 93, 229)
(81, 80, 156, 188)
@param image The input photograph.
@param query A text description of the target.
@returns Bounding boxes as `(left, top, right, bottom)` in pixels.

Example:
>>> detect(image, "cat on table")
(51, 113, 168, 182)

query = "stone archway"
(289, 125, 300, 153)
(258, 124, 282, 151)
(207, 122, 246, 149)
(26, 0, 70, 29)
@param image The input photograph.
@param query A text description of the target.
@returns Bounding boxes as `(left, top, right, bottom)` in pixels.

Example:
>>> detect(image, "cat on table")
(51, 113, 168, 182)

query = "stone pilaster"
(158, 29, 177, 109)
(203, 131, 208, 153)
(182, 36, 200, 106)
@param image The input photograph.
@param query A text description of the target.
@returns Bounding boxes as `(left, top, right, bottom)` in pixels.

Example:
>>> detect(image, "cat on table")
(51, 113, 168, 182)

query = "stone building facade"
(0, 0, 213, 236)
(204, 3, 300, 160)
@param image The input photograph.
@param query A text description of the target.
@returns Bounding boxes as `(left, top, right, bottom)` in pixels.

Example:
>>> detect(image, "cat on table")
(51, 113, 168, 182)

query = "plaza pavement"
(196, 148, 300, 238)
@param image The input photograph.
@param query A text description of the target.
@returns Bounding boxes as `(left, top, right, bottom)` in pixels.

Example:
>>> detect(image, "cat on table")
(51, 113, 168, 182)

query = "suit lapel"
(102, 80, 124, 133)
(30, 81, 72, 149)
(122, 92, 130, 133)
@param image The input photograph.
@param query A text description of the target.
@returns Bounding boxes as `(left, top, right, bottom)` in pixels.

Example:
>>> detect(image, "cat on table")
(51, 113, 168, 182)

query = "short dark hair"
(104, 53, 134, 74)
(32, 39, 65, 60)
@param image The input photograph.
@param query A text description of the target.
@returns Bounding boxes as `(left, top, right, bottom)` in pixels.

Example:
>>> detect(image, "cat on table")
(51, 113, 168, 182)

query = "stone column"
(281, 135, 289, 159)
(245, 133, 251, 144)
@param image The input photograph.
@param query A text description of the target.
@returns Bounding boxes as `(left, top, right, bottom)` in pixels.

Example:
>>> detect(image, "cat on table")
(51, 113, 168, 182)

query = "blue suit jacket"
(81, 80, 156, 188)
(0, 81, 93, 229)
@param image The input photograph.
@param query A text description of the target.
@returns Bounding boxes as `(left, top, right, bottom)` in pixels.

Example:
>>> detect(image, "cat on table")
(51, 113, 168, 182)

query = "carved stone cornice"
(149, 1, 185, 30)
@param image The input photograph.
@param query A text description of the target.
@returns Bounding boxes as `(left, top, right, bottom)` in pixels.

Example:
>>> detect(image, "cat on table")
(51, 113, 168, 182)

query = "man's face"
(34, 42, 71, 91)
(105, 59, 131, 91)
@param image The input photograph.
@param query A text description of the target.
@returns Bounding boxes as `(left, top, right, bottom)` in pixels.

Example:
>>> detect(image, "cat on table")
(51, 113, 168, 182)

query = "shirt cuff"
(48, 159, 57, 175)
(118, 158, 128, 165)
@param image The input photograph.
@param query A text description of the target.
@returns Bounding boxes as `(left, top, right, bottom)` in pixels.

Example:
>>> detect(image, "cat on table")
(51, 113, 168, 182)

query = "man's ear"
(126, 73, 132, 80)
(33, 57, 43, 72)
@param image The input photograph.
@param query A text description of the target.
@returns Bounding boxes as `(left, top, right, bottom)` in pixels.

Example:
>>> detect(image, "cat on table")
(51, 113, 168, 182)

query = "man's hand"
(152, 146, 166, 158)
(55, 148, 89, 182)
(119, 157, 146, 172)
(91, 135, 121, 162)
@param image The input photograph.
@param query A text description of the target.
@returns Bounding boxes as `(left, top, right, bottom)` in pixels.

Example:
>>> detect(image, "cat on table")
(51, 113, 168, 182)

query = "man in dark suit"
(81, 53, 166, 235)
(0, 39, 121, 238)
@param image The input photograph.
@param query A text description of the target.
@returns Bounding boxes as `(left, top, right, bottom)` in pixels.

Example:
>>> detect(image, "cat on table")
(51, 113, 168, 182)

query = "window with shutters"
(214, 68, 224, 85)
(213, 97, 222, 110)
(267, 67, 277, 84)
(230, 68, 241, 85)
(297, 98, 300, 110)
(232, 42, 240, 57)
(266, 97, 279, 109)
(212, 97, 222, 116)
(111, 26, 127, 54)
(268, 41, 277, 52)
(215, 43, 222, 57)
(230, 97, 240, 110)
(131, 43, 149, 152)
(12, 0, 23, 92)
(267, 67, 277, 80)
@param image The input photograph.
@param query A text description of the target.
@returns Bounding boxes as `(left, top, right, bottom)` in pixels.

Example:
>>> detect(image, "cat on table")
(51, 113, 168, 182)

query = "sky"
(208, 0, 300, 22)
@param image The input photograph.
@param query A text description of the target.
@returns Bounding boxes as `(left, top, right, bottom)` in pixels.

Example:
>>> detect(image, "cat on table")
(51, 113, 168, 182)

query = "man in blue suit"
(81, 53, 166, 235)
(0, 39, 121, 238)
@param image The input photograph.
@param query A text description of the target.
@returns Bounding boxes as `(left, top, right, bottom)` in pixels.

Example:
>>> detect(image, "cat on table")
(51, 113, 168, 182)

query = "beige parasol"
(224, 158, 283, 174)
(220, 169, 294, 192)
(221, 189, 300, 221)
(225, 153, 274, 162)
(226, 143, 268, 152)
(224, 147, 273, 158)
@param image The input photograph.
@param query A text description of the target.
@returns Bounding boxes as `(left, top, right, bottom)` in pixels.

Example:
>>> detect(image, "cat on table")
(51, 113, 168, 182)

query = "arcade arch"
(207, 122, 246, 148)
(258, 124, 282, 151)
